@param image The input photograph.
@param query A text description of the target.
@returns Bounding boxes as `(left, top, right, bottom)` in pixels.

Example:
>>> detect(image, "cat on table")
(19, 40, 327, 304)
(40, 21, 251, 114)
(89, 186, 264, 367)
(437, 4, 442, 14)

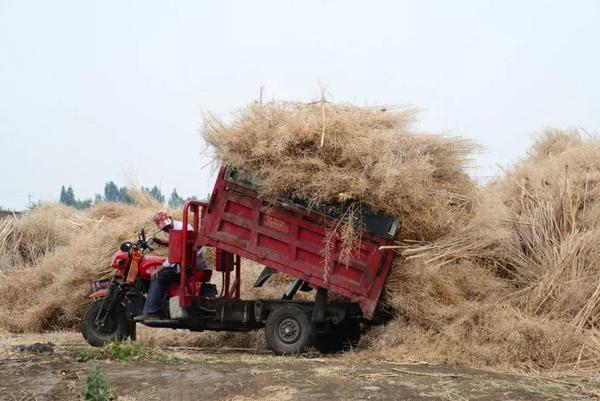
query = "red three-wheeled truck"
(81, 167, 398, 354)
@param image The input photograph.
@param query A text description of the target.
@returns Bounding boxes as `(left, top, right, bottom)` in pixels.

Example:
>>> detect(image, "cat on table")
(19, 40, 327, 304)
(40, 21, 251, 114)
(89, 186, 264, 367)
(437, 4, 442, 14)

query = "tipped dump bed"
(197, 167, 398, 319)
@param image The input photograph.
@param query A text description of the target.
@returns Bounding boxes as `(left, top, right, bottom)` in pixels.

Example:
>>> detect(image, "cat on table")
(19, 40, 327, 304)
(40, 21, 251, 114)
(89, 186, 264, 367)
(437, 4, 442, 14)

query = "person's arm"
(151, 265, 164, 280)
(154, 236, 169, 246)
(196, 247, 208, 270)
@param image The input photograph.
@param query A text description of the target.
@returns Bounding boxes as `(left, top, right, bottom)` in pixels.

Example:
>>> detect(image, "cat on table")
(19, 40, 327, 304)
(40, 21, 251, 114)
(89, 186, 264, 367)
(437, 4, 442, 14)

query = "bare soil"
(1, 331, 599, 401)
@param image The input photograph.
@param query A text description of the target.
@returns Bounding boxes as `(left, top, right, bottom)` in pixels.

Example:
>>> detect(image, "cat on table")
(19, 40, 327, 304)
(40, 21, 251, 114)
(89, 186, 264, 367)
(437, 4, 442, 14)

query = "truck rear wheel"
(265, 304, 315, 355)
(315, 320, 361, 354)
(81, 299, 132, 347)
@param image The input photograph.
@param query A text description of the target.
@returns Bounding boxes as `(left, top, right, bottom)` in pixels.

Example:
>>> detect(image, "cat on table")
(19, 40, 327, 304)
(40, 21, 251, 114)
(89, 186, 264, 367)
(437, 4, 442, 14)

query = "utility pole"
(28, 193, 32, 209)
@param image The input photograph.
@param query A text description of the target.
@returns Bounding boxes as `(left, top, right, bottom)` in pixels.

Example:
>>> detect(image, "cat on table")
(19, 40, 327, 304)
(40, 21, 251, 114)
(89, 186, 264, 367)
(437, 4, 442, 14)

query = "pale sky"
(1, 0, 599, 210)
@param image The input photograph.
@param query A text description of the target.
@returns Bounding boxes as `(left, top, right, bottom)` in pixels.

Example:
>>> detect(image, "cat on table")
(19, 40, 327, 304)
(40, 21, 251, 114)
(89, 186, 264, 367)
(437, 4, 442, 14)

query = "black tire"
(81, 299, 132, 347)
(265, 304, 316, 355)
(342, 319, 361, 347)
(315, 320, 361, 354)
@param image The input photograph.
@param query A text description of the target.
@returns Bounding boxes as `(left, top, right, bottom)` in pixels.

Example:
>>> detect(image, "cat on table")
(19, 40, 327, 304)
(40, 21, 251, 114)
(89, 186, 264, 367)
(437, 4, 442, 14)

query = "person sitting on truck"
(134, 211, 208, 322)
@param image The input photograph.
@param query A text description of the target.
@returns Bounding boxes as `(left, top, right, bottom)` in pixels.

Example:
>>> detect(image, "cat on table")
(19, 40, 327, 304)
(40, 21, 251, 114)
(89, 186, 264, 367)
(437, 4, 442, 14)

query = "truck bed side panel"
(198, 169, 395, 319)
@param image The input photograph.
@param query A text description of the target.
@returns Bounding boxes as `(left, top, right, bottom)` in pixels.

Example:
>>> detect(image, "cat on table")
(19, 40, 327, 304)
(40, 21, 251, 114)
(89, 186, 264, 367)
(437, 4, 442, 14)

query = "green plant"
(101, 340, 150, 360)
(67, 340, 202, 364)
(84, 362, 111, 401)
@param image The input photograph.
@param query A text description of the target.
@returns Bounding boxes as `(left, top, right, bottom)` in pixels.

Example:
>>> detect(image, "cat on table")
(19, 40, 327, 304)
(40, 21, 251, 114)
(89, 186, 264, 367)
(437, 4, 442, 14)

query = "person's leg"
(142, 278, 165, 315)
(141, 264, 180, 317)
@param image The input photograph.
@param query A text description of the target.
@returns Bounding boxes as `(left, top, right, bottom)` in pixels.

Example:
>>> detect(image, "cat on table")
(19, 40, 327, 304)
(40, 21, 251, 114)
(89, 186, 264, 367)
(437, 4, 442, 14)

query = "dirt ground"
(1, 331, 600, 401)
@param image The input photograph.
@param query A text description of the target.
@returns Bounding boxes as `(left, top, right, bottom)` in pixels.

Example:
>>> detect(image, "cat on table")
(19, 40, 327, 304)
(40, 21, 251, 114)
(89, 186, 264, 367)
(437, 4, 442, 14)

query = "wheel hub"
(94, 313, 118, 334)
(278, 317, 301, 344)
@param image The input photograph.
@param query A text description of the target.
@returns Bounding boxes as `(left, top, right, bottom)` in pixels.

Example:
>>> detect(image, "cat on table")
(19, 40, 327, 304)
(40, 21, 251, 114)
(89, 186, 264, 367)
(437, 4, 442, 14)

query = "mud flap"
(124, 289, 145, 319)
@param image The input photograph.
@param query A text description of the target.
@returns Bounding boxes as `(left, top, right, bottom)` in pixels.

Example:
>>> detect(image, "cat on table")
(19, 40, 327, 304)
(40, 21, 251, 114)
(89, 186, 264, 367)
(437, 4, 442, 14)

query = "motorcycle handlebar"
(129, 230, 155, 254)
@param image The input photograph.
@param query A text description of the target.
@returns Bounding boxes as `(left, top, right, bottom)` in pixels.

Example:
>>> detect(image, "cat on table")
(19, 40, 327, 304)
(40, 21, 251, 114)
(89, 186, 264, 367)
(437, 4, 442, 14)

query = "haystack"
(203, 100, 476, 241)
(0, 193, 165, 331)
(0, 204, 80, 271)
(394, 129, 600, 369)
(407, 129, 600, 327)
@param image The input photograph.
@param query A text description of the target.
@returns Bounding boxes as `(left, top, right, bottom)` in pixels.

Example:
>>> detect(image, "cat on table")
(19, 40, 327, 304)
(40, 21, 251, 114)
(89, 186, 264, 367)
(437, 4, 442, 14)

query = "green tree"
(168, 188, 185, 207)
(59, 185, 92, 209)
(118, 187, 134, 204)
(60, 185, 76, 206)
(103, 181, 134, 204)
(142, 185, 165, 203)
(59, 186, 67, 204)
(66, 187, 76, 206)
(104, 181, 120, 202)
(74, 199, 93, 210)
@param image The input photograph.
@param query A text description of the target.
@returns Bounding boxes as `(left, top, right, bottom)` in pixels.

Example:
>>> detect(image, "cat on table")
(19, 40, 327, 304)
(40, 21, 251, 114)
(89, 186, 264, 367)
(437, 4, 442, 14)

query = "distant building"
(0, 211, 22, 219)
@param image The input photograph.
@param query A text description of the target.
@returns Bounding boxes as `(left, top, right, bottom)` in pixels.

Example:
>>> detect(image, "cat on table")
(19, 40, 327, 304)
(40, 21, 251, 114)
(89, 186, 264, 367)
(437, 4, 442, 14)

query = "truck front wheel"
(81, 299, 132, 347)
(265, 304, 315, 355)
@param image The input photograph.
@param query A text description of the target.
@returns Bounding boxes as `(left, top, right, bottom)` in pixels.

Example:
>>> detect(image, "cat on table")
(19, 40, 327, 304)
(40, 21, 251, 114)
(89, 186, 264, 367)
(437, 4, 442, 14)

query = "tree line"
(59, 182, 191, 210)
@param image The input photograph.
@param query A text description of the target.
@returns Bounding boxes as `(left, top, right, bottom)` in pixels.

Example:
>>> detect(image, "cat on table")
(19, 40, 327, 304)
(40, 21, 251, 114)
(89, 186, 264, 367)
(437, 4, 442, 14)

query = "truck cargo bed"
(197, 167, 397, 319)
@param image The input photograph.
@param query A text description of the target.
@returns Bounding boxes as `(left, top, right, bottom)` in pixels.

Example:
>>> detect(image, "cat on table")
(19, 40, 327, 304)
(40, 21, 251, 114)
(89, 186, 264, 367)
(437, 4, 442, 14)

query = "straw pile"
(0, 194, 166, 331)
(380, 129, 600, 370)
(407, 128, 600, 324)
(0, 205, 77, 270)
(203, 101, 476, 241)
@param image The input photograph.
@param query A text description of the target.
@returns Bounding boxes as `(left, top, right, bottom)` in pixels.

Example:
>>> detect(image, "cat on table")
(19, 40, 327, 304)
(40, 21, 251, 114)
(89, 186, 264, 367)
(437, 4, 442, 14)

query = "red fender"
(89, 288, 108, 299)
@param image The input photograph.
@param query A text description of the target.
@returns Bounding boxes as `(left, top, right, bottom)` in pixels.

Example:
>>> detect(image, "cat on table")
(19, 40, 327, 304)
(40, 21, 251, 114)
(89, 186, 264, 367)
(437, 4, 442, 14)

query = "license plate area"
(91, 279, 110, 292)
